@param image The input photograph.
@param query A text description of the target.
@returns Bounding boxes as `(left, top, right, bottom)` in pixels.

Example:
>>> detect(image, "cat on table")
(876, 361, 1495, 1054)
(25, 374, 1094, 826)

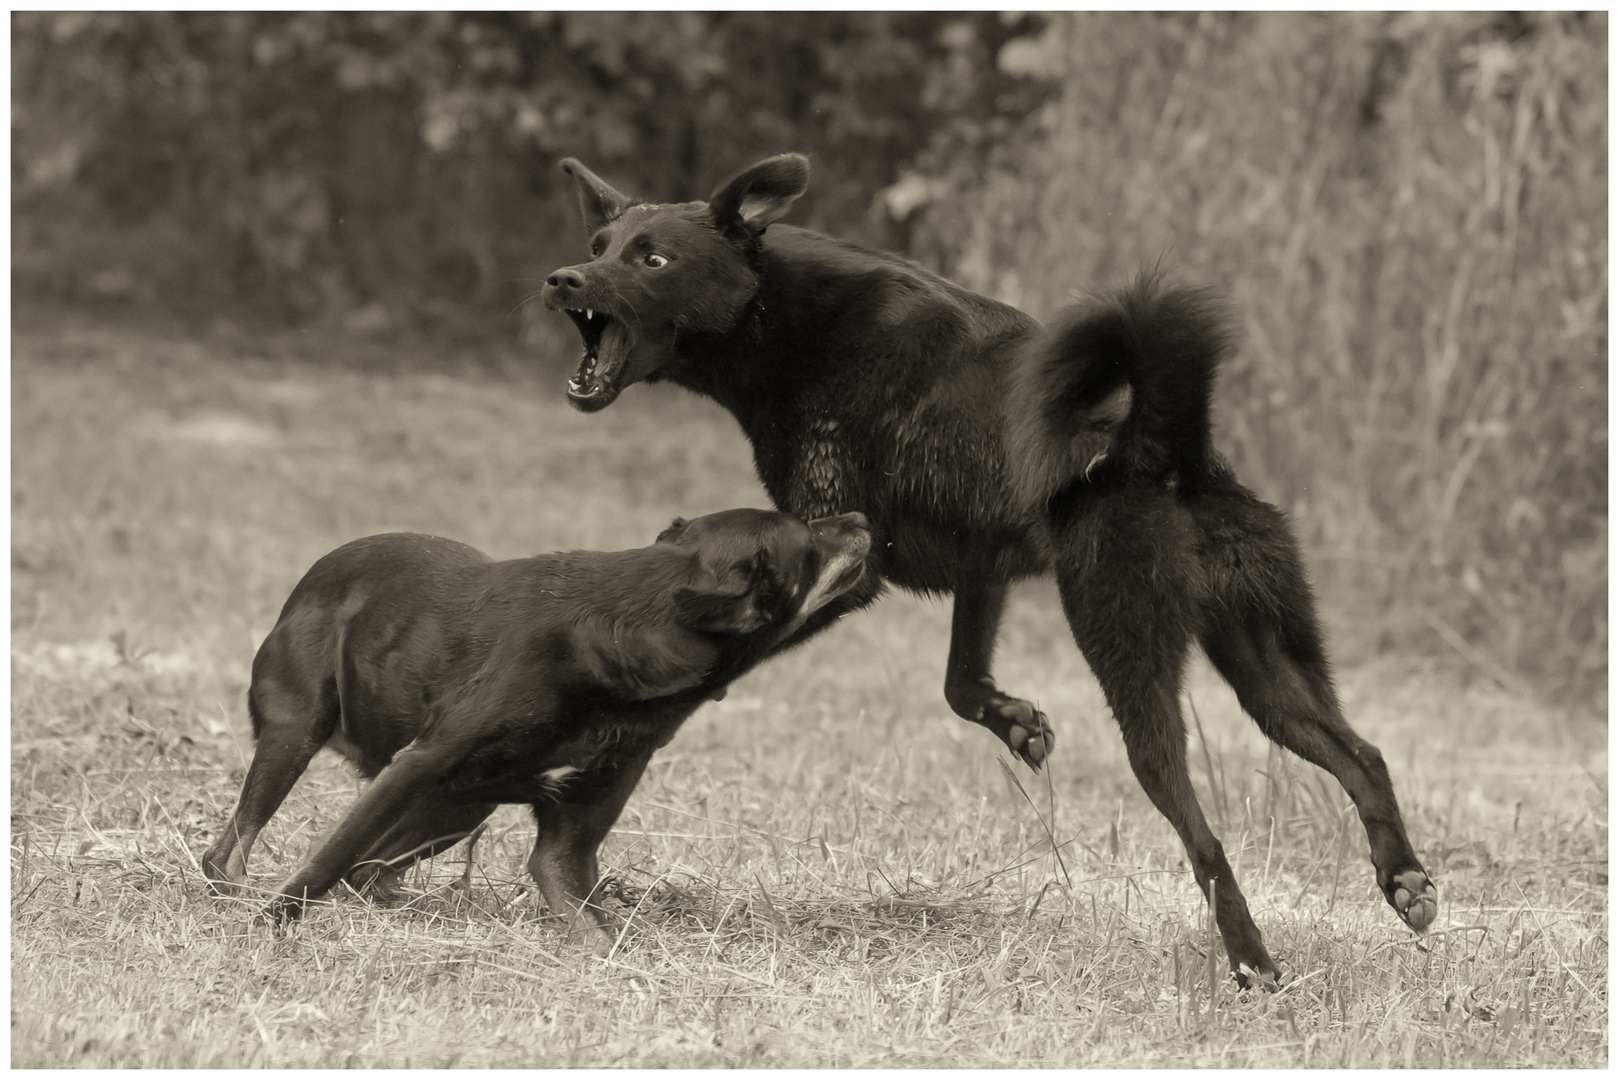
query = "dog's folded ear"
(572, 551, 778, 700)
(709, 154, 810, 241)
(560, 158, 632, 232)
(673, 582, 769, 636)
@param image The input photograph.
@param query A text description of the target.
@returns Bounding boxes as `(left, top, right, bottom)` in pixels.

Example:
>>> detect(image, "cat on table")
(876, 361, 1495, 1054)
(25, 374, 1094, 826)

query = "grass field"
(11, 321, 1607, 1067)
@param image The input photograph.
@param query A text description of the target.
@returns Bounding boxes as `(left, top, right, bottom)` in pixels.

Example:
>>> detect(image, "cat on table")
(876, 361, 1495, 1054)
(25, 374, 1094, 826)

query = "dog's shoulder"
(477, 546, 721, 703)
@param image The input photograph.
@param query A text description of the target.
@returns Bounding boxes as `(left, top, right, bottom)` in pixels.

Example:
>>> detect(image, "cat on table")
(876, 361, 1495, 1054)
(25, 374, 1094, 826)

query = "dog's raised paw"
(1017, 728, 1051, 769)
(993, 697, 1055, 770)
(1390, 869, 1438, 932)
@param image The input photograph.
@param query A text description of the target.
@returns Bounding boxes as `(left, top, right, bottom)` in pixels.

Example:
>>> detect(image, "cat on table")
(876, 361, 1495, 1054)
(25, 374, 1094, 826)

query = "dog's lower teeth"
(586, 309, 594, 321)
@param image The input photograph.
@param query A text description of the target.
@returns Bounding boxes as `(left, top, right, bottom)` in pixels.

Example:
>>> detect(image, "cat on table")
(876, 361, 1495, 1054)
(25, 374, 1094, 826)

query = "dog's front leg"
(944, 581, 1055, 770)
(528, 753, 654, 953)
(263, 742, 450, 924)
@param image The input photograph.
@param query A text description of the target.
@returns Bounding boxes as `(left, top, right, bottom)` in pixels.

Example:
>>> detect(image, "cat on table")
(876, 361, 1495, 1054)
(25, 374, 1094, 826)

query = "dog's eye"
(643, 253, 669, 269)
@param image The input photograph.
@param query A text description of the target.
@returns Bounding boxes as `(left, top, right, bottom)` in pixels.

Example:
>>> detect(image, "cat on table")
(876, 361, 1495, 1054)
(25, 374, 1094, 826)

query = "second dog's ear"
(674, 582, 769, 636)
(559, 158, 631, 232)
(709, 154, 810, 240)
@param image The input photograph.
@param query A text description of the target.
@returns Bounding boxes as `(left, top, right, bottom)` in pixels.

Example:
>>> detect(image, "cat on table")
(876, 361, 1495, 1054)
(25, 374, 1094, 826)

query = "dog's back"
(250, 533, 735, 778)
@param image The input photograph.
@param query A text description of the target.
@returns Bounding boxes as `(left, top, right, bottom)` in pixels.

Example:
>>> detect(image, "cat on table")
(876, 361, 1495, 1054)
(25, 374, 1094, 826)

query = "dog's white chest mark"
(776, 544, 865, 645)
(537, 764, 580, 799)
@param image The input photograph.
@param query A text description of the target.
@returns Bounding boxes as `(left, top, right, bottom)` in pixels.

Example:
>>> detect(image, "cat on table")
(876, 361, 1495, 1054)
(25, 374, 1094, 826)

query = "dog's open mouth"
(564, 308, 630, 412)
(820, 532, 872, 603)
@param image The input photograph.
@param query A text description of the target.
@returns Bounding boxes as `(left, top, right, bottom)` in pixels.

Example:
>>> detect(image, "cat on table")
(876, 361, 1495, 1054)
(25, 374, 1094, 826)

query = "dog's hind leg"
(944, 582, 1055, 769)
(528, 753, 653, 949)
(342, 795, 497, 901)
(1193, 487, 1436, 932)
(1052, 487, 1282, 986)
(202, 672, 339, 897)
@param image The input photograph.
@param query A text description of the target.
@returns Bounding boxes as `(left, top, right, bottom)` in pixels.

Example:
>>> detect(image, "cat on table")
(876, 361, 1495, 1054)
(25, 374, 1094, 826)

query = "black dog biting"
(203, 508, 870, 941)
(542, 154, 1436, 985)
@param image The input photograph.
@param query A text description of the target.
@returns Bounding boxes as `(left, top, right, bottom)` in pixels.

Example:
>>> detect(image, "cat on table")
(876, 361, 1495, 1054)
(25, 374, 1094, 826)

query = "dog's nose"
(547, 267, 586, 290)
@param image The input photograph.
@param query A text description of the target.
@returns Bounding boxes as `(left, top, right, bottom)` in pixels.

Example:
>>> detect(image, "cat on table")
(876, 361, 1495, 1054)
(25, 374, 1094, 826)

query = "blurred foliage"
(914, 12, 1606, 708)
(11, 11, 1048, 336)
(11, 12, 1605, 709)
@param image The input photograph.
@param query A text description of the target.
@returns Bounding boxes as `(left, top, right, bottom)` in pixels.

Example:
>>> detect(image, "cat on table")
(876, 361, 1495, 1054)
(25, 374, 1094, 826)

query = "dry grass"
(11, 322, 1607, 1067)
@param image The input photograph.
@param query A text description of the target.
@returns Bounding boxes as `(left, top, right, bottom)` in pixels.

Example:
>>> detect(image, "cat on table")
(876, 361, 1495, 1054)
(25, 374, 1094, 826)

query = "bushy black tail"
(1004, 272, 1231, 505)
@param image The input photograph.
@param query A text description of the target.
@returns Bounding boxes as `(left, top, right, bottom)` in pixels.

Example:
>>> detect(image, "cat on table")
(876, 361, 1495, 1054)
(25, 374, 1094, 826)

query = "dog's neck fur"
(659, 225, 1034, 530)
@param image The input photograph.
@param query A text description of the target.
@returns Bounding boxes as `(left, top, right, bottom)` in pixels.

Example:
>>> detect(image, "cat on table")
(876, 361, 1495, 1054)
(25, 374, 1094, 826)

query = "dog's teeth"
(586, 308, 594, 321)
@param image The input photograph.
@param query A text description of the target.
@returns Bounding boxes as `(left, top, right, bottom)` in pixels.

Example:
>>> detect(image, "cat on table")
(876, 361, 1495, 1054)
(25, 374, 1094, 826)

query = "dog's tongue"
(568, 321, 632, 411)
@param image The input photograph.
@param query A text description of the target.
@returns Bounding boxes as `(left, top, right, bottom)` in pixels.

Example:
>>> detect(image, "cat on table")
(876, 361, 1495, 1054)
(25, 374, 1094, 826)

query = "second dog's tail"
(1004, 272, 1231, 506)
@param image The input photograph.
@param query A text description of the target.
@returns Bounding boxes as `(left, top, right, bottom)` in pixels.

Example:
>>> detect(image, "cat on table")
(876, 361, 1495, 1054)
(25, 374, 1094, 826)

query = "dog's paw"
(950, 677, 1057, 771)
(1235, 960, 1284, 992)
(991, 695, 1055, 770)
(258, 893, 305, 930)
(347, 865, 408, 904)
(201, 848, 249, 898)
(560, 920, 618, 957)
(1388, 868, 1438, 932)
(205, 877, 246, 899)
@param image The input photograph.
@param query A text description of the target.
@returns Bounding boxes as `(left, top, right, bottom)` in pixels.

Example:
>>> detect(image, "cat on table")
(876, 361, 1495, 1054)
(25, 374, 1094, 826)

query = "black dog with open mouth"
(540, 154, 1436, 986)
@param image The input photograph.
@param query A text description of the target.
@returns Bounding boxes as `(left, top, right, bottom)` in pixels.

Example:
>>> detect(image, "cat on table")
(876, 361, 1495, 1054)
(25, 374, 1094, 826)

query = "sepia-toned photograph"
(11, 11, 1605, 1068)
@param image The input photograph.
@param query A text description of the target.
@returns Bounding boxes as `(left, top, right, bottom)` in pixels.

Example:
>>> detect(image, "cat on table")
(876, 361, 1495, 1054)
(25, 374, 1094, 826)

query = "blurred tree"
(11, 12, 1052, 336)
(12, 12, 1603, 708)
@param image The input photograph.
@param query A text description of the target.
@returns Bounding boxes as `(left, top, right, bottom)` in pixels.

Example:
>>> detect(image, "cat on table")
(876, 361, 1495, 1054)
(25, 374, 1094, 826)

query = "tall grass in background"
(915, 12, 1606, 710)
(11, 12, 1604, 711)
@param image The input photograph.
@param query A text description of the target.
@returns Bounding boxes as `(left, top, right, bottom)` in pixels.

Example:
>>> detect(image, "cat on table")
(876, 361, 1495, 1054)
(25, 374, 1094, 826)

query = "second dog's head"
(576, 508, 870, 700)
(659, 508, 870, 642)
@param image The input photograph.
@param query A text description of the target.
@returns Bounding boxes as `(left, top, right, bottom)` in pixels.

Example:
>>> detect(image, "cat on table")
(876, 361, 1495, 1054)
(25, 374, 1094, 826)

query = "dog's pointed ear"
(709, 154, 810, 240)
(559, 158, 631, 232)
(673, 582, 770, 636)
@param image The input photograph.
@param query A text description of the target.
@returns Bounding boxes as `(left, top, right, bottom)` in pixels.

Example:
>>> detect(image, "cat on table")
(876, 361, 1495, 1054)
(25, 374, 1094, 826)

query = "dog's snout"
(547, 267, 586, 290)
(810, 511, 869, 534)
(808, 512, 871, 557)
